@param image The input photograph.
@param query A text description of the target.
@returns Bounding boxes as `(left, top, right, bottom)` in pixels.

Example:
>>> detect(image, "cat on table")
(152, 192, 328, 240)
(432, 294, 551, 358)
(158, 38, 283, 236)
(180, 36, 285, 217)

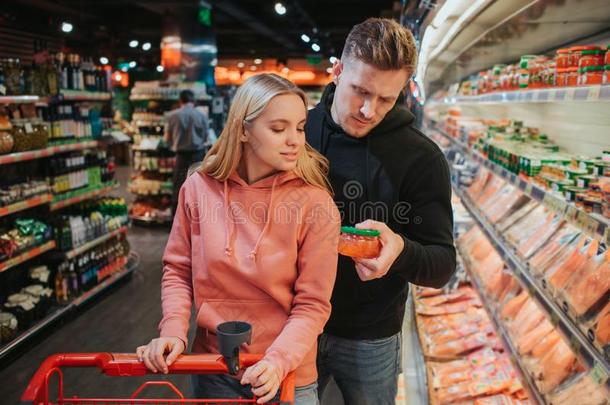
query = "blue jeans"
(191, 374, 319, 405)
(317, 332, 402, 405)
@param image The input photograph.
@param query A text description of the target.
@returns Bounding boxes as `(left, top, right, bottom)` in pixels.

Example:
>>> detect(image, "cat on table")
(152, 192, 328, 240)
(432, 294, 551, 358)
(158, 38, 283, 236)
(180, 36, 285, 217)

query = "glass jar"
(579, 50, 605, 69)
(0, 312, 18, 343)
(579, 66, 604, 86)
(605, 65, 610, 85)
(567, 68, 579, 86)
(569, 45, 601, 68)
(338, 227, 381, 259)
(605, 45, 610, 66)
(555, 49, 570, 69)
(555, 68, 568, 87)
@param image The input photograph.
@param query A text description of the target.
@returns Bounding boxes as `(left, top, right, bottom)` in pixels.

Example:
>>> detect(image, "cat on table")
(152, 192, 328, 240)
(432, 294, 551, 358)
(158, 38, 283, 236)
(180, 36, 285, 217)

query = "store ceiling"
(3, 0, 399, 64)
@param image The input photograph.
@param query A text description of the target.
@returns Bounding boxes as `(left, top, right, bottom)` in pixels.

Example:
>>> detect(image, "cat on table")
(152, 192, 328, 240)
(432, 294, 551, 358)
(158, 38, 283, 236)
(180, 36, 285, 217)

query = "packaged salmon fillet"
(547, 372, 609, 405)
(505, 205, 548, 248)
(531, 330, 561, 359)
(476, 176, 505, 206)
(528, 226, 580, 276)
(416, 299, 478, 316)
(548, 238, 598, 294)
(467, 347, 498, 367)
(516, 319, 554, 355)
(426, 323, 482, 346)
(420, 291, 471, 307)
(563, 249, 610, 316)
(474, 395, 531, 405)
(535, 338, 578, 394)
(517, 214, 564, 259)
(594, 300, 610, 346)
(428, 332, 488, 358)
(501, 291, 529, 319)
(435, 381, 473, 404)
(497, 200, 539, 233)
(510, 300, 545, 338)
(468, 169, 492, 201)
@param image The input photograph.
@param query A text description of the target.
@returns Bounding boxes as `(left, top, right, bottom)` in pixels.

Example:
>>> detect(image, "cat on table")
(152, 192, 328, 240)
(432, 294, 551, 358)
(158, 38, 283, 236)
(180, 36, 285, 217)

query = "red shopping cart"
(20, 352, 296, 405)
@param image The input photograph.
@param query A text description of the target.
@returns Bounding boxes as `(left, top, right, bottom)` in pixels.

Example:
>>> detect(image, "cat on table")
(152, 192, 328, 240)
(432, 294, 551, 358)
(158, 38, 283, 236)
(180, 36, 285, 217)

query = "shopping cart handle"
(21, 353, 295, 404)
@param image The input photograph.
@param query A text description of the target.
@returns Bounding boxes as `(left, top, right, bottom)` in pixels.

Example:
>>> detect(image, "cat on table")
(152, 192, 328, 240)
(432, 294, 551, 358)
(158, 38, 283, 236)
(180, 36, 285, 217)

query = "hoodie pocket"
(196, 299, 288, 353)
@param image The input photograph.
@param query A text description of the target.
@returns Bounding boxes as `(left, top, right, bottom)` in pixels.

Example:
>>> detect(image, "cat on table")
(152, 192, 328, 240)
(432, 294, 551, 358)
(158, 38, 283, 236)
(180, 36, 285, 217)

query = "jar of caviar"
(338, 227, 381, 259)
(579, 50, 605, 69)
(604, 65, 610, 85)
(605, 45, 610, 66)
(0, 312, 18, 343)
(579, 66, 604, 86)
(569, 45, 601, 68)
(556, 48, 570, 69)
(567, 67, 579, 86)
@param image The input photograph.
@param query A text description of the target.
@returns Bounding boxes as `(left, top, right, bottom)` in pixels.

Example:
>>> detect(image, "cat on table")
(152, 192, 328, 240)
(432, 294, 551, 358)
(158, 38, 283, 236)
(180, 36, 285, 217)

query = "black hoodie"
(305, 84, 456, 340)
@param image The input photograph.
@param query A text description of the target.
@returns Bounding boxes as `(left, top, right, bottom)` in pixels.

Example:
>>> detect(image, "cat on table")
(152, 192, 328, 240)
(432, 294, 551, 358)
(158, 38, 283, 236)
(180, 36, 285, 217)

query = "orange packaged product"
(563, 249, 610, 316)
(555, 48, 570, 69)
(531, 330, 561, 359)
(556, 68, 569, 86)
(501, 291, 529, 319)
(516, 319, 554, 355)
(337, 226, 380, 259)
(569, 45, 601, 68)
(594, 301, 610, 345)
(579, 66, 604, 86)
(435, 381, 473, 404)
(536, 339, 578, 394)
(547, 238, 596, 292)
(567, 67, 579, 86)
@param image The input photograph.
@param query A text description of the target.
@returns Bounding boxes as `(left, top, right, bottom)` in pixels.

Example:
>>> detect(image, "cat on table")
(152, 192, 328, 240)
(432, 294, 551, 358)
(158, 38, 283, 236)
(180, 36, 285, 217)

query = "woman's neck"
(237, 159, 278, 185)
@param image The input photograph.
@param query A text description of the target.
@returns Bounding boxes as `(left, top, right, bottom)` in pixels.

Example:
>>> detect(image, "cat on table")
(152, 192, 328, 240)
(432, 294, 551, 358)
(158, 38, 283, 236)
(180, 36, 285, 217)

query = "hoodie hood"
(223, 170, 301, 260)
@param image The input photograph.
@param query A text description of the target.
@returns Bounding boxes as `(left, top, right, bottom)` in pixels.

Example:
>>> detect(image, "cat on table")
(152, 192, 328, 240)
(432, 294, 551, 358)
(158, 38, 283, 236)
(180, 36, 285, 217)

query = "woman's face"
(242, 93, 306, 176)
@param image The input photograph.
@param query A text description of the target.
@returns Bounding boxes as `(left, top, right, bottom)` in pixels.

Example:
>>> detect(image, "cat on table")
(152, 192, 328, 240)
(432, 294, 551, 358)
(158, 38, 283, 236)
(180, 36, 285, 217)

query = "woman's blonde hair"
(200, 73, 331, 192)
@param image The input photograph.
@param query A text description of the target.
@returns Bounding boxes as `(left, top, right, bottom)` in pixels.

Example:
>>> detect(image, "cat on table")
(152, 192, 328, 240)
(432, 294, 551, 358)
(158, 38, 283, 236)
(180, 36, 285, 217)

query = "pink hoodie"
(159, 170, 340, 387)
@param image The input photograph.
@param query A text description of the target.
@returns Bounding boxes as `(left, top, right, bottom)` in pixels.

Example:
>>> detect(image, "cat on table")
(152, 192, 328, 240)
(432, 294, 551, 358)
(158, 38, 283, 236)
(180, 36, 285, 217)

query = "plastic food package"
(563, 249, 610, 316)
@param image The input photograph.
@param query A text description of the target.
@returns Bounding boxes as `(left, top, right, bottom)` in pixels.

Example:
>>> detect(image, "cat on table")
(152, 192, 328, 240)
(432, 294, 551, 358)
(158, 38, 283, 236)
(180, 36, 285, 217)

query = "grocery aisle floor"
(0, 165, 412, 404)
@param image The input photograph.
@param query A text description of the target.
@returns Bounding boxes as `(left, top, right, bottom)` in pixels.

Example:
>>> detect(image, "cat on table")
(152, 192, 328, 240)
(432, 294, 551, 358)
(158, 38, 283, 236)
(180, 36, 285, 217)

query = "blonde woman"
(137, 73, 340, 404)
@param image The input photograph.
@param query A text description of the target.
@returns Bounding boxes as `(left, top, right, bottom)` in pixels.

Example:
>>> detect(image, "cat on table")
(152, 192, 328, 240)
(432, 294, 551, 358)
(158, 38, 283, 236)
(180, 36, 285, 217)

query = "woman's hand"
(240, 359, 281, 404)
(136, 337, 185, 374)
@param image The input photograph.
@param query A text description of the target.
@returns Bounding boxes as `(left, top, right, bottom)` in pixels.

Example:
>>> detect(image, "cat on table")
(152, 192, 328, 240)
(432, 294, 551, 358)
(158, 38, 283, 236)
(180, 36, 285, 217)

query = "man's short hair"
(342, 18, 417, 73)
(179, 89, 195, 103)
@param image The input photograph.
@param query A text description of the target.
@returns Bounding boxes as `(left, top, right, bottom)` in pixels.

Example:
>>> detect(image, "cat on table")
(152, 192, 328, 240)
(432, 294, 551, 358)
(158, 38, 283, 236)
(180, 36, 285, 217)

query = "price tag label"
(525, 183, 534, 195)
(575, 212, 599, 236)
(566, 205, 579, 221)
(590, 362, 609, 386)
(565, 88, 576, 101)
(543, 193, 567, 214)
(587, 85, 602, 102)
(24, 123, 34, 133)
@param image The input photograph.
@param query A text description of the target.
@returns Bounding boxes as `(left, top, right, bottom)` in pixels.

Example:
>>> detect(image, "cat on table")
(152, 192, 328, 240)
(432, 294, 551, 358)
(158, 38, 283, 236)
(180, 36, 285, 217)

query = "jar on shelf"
(605, 65, 610, 85)
(605, 45, 610, 66)
(338, 227, 381, 259)
(555, 48, 570, 69)
(579, 66, 604, 86)
(579, 50, 605, 69)
(0, 312, 18, 343)
(569, 45, 601, 68)
(567, 67, 579, 86)
(555, 68, 568, 87)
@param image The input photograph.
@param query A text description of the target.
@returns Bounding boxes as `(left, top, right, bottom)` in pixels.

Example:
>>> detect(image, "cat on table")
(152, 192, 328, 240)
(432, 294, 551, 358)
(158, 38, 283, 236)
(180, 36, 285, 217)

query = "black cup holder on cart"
(217, 321, 252, 375)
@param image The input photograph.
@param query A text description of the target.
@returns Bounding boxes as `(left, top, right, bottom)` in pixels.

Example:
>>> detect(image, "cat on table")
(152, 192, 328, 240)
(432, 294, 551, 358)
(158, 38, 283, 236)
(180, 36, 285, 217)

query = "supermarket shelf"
(58, 90, 112, 101)
(0, 240, 56, 273)
(130, 94, 211, 101)
(459, 246, 546, 405)
(0, 193, 52, 218)
(0, 95, 40, 104)
(49, 182, 119, 211)
(0, 140, 98, 166)
(428, 85, 610, 106)
(129, 214, 172, 225)
(0, 251, 139, 362)
(62, 226, 128, 260)
(453, 185, 610, 390)
(429, 122, 610, 242)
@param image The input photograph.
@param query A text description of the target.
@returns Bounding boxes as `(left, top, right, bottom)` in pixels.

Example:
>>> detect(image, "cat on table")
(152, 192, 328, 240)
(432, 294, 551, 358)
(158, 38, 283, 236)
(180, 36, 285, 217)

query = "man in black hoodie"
(305, 18, 456, 404)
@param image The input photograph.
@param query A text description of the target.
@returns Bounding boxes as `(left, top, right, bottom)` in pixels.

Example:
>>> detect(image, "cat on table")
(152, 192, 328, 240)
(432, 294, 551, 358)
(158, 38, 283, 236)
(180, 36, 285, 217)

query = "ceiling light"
(129, 40, 139, 48)
(274, 2, 286, 15)
(99, 57, 109, 65)
(329, 56, 337, 64)
(129, 61, 137, 68)
(142, 42, 152, 51)
(311, 43, 320, 52)
(301, 34, 310, 43)
(237, 62, 245, 68)
(114, 73, 122, 81)
(250, 65, 257, 71)
(254, 58, 262, 65)
(61, 22, 73, 33)
(156, 65, 164, 72)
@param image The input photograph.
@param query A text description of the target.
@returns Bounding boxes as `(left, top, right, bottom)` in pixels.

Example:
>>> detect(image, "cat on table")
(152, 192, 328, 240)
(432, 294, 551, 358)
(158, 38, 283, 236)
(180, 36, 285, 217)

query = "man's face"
(331, 57, 409, 138)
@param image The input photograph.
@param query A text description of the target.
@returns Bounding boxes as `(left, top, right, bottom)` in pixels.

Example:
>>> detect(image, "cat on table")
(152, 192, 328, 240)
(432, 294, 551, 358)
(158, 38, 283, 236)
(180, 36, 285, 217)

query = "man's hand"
(353, 219, 405, 281)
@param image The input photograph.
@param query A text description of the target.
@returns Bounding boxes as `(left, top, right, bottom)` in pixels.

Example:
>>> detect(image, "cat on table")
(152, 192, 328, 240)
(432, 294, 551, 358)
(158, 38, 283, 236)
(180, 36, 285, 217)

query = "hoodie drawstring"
(249, 175, 279, 260)
(223, 176, 280, 260)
